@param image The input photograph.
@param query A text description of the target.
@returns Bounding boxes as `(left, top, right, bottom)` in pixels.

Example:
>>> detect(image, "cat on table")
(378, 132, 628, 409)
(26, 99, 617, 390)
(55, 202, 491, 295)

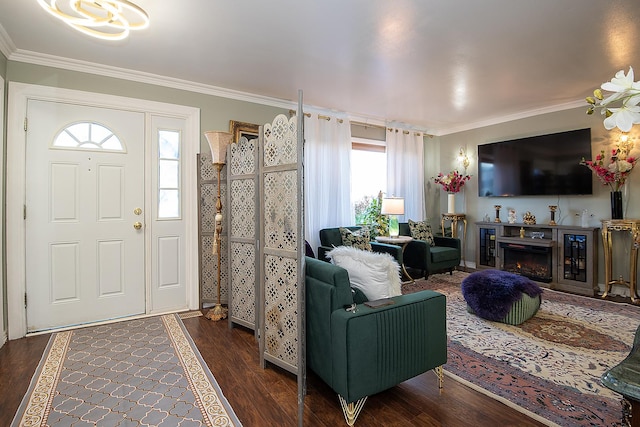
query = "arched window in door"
(51, 121, 125, 152)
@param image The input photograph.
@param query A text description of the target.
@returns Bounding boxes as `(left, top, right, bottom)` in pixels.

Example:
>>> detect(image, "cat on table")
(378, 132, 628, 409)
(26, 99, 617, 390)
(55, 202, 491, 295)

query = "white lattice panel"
(230, 180, 256, 240)
(228, 136, 259, 330)
(263, 115, 297, 167)
(264, 171, 298, 251)
(199, 153, 216, 181)
(263, 254, 298, 367)
(200, 234, 229, 304)
(230, 137, 257, 175)
(260, 113, 301, 374)
(230, 242, 256, 326)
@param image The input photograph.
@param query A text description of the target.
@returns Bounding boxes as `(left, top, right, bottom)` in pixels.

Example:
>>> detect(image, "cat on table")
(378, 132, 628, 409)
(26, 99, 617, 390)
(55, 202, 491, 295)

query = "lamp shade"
(204, 131, 233, 165)
(381, 197, 405, 216)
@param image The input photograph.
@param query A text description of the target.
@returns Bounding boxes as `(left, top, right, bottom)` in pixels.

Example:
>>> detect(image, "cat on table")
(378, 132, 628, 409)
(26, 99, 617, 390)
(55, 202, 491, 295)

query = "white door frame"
(6, 83, 201, 339)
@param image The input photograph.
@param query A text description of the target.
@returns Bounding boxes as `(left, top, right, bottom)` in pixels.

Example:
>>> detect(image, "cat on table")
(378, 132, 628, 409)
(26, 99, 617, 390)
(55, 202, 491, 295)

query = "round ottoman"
(461, 270, 542, 325)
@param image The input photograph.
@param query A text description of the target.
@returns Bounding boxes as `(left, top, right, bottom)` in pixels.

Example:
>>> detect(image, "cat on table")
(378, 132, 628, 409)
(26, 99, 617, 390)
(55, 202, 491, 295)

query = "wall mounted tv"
(478, 128, 593, 197)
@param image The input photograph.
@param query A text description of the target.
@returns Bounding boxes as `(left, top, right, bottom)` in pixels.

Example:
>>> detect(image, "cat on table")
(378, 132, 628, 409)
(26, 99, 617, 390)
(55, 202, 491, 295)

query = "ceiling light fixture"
(37, 0, 149, 41)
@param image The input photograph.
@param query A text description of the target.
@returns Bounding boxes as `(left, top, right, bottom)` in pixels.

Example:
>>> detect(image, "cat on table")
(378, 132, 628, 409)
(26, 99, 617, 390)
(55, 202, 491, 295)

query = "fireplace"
(500, 242, 553, 283)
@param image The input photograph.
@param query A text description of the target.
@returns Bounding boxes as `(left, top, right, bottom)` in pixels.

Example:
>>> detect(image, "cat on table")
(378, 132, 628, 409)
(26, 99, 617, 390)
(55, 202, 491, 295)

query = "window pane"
(66, 123, 90, 142)
(102, 135, 123, 150)
(55, 132, 79, 147)
(158, 189, 180, 218)
(159, 130, 180, 159)
(53, 122, 124, 152)
(351, 149, 387, 202)
(91, 123, 112, 143)
(159, 159, 179, 188)
(352, 143, 387, 225)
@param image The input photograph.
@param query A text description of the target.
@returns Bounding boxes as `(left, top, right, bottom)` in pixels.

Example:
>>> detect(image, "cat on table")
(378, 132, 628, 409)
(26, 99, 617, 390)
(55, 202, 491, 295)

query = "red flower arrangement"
(433, 170, 471, 193)
(580, 145, 637, 191)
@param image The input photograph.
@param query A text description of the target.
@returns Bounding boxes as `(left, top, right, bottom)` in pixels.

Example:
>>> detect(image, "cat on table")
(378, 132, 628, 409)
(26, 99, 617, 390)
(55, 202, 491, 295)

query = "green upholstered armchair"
(317, 226, 402, 263)
(399, 222, 461, 279)
(305, 256, 447, 425)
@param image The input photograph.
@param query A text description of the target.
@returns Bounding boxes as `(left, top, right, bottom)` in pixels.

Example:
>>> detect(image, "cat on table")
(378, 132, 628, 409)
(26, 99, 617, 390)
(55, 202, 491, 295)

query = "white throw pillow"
(326, 246, 402, 301)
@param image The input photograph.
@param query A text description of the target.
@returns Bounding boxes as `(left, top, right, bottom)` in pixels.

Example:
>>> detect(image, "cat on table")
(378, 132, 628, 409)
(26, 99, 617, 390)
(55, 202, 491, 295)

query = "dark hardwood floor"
(0, 313, 547, 427)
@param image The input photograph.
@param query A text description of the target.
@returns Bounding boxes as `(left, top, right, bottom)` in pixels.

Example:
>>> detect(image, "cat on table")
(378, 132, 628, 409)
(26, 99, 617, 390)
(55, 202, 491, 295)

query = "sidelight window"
(158, 129, 181, 219)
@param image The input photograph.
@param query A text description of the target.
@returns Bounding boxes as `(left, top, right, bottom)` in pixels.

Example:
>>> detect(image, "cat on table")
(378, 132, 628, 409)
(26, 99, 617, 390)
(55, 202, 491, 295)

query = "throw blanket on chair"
(461, 270, 543, 321)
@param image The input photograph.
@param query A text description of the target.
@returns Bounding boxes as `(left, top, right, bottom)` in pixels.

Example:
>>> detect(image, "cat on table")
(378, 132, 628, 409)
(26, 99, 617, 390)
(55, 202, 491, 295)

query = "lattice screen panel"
(259, 114, 304, 375)
(198, 153, 229, 306)
(228, 137, 259, 331)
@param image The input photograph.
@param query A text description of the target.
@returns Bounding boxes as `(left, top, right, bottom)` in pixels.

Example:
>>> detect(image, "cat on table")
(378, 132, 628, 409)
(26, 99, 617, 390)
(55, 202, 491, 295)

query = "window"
(351, 137, 386, 224)
(158, 129, 181, 219)
(52, 121, 125, 152)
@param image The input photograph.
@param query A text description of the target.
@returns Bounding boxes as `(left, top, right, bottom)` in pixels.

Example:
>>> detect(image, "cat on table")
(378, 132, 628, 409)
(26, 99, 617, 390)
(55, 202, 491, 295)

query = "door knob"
(133, 222, 143, 230)
(134, 208, 142, 215)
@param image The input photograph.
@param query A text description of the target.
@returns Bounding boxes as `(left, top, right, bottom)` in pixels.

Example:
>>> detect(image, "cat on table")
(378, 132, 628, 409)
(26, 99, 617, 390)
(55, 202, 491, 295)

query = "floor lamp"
(381, 197, 404, 237)
(204, 131, 232, 321)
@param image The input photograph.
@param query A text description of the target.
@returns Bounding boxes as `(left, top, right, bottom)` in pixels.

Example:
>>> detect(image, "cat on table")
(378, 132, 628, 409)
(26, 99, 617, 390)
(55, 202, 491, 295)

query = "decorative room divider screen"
(198, 153, 229, 307)
(258, 98, 306, 426)
(227, 136, 260, 334)
(208, 94, 305, 425)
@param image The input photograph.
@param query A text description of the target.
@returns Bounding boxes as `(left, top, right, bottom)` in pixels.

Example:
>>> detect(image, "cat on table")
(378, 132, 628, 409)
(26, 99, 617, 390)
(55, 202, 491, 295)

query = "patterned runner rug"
(403, 270, 640, 427)
(11, 313, 241, 427)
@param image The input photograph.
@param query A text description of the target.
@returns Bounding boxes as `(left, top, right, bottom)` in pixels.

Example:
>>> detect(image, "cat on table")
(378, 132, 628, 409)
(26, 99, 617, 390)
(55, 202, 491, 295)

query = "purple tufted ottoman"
(461, 269, 542, 325)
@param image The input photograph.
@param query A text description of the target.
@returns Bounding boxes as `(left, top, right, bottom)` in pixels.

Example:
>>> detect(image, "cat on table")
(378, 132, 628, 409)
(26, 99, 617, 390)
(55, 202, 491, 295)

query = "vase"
(447, 193, 456, 213)
(611, 191, 623, 220)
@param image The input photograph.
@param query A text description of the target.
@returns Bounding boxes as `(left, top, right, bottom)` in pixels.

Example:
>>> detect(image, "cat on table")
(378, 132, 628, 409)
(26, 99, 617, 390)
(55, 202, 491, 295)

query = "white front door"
(25, 100, 146, 331)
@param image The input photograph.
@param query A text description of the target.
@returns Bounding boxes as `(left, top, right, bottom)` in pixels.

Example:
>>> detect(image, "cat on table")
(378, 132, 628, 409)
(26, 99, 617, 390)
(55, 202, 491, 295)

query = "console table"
(601, 219, 640, 304)
(442, 213, 467, 269)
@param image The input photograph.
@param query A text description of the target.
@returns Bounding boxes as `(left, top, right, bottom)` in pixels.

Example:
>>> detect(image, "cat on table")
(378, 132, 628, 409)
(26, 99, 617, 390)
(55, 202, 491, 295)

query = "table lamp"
(381, 197, 404, 237)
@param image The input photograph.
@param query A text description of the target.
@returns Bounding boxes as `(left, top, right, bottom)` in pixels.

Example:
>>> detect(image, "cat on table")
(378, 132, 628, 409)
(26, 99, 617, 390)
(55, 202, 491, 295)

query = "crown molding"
(7, 48, 298, 111)
(436, 100, 586, 136)
(0, 24, 16, 59)
(1, 33, 585, 136)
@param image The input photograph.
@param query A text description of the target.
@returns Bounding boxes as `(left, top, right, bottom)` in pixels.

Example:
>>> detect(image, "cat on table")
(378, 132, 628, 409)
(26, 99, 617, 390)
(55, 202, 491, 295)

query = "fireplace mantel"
(475, 222, 599, 296)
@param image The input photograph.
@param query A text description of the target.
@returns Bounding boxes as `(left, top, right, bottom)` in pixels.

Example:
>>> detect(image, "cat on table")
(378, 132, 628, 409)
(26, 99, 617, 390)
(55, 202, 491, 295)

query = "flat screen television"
(477, 128, 593, 197)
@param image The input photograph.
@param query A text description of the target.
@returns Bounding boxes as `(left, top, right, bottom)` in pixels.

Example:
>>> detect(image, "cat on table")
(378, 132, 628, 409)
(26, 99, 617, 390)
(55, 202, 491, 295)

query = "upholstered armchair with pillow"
(305, 254, 447, 426)
(317, 226, 402, 264)
(400, 220, 461, 278)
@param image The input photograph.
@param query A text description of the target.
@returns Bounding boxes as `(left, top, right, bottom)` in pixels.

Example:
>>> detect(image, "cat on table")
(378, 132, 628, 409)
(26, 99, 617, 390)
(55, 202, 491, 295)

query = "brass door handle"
(133, 221, 143, 230)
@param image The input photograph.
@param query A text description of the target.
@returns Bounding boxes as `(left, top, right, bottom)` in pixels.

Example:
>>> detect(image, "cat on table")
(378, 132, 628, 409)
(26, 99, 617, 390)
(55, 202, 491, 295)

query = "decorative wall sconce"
(457, 147, 470, 172)
(204, 131, 233, 321)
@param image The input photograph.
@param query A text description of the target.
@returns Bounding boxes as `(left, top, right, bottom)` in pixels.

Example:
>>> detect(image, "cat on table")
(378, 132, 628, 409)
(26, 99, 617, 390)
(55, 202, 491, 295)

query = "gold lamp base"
(205, 304, 228, 321)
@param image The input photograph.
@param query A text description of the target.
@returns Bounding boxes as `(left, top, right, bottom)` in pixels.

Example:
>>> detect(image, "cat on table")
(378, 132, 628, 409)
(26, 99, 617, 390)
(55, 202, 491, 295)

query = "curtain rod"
(288, 109, 344, 123)
(387, 128, 434, 138)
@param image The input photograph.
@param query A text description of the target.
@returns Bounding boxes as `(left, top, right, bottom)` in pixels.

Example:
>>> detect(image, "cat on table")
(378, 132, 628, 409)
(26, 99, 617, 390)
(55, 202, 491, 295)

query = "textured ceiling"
(1, 0, 639, 134)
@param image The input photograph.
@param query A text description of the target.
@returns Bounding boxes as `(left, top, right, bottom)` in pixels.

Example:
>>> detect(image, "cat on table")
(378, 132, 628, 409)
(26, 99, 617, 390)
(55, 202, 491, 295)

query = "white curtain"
(304, 114, 353, 257)
(386, 128, 425, 221)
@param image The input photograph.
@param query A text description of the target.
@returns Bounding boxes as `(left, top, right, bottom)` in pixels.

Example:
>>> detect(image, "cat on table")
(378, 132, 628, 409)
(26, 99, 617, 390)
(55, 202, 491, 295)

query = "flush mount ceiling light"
(37, 0, 149, 41)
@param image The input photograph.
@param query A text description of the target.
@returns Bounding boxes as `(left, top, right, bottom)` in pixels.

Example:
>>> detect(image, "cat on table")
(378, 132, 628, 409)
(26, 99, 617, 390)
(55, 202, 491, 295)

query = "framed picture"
(229, 120, 259, 143)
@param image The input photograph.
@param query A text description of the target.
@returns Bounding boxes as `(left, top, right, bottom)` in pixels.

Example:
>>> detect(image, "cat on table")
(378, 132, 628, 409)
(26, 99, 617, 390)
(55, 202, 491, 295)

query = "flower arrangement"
(580, 144, 637, 191)
(586, 66, 640, 132)
(433, 170, 471, 193)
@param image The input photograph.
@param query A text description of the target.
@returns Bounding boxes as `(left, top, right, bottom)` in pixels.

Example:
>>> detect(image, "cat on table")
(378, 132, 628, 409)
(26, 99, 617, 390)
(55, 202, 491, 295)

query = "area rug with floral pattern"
(403, 270, 640, 427)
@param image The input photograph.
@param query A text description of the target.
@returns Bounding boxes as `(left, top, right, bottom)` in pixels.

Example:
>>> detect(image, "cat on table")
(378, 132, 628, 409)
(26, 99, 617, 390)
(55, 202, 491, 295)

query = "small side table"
(442, 213, 467, 270)
(375, 235, 414, 282)
(601, 219, 640, 303)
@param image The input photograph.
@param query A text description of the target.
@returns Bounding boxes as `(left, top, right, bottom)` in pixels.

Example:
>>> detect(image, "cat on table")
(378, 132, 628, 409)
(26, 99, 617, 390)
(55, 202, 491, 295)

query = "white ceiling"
(1, 1, 639, 135)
